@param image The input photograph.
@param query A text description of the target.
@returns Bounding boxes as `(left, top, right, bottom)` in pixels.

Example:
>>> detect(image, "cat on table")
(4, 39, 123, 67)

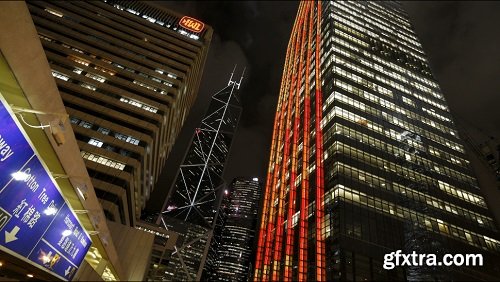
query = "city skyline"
(0, 1, 499, 281)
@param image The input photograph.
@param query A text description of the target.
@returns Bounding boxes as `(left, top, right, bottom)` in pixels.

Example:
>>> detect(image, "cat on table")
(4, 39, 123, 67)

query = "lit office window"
(113, 4, 124, 10)
(402, 96, 415, 107)
(119, 97, 158, 113)
(39, 34, 53, 42)
(51, 70, 69, 81)
(133, 80, 155, 91)
(125, 8, 140, 15)
(88, 138, 103, 148)
(97, 127, 110, 135)
(69, 117, 95, 130)
(68, 55, 90, 66)
(69, 117, 79, 124)
(93, 65, 115, 76)
(142, 14, 157, 23)
(115, 133, 140, 145)
(85, 72, 106, 83)
(81, 150, 126, 170)
(113, 62, 124, 69)
(44, 8, 63, 17)
(80, 83, 97, 91)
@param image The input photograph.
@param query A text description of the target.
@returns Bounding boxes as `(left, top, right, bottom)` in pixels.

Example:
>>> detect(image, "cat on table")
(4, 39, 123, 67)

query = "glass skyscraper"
(254, 1, 500, 281)
(204, 177, 262, 281)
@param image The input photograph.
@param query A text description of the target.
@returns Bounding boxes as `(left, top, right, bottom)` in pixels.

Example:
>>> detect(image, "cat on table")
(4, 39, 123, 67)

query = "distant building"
(203, 177, 262, 281)
(135, 218, 180, 281)
(147, 71, 243, 281)
(457, 125, 500, 228)
(254, 1, 500, 281)
(478, 137, 500, 187)
(27, 0, 212, 226)
(202, 189, 230, 281)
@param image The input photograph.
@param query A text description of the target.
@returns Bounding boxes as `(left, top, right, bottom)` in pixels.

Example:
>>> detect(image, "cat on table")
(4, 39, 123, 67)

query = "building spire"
(228, 65, 245, 90)
(228, 64, 237, 86)
(237, 67, 246, 90)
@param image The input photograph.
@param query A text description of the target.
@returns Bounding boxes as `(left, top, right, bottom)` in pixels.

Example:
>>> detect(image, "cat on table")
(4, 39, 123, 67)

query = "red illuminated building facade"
(254, 1, 500, 281)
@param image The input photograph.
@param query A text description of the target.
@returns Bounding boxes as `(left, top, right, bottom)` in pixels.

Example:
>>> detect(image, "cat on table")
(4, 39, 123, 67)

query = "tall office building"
(0, 2, 160, 280)
(26, 0, 212, 226)
(151, 72, 243, 281)
(254, 1, 500, 281)
(201, 187, 230, 281)
(206, 177, 262, 281)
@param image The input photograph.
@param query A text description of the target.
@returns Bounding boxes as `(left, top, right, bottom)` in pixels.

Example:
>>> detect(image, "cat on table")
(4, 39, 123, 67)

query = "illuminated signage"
(179, 16, 205, 33)
(0, 96, 91, 281)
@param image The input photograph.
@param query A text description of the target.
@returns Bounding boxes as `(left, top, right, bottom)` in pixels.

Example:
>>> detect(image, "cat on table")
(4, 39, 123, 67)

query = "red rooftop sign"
(179, 16, 205, 33)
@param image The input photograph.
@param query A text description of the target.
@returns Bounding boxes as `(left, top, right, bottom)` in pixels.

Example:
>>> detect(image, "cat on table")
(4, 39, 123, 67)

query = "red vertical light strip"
(254, 9, 298, 279)
(254, 94, 280, 281)
(272, 5, 308, 276)
(260, 4, 302, 279)
(271, 26, 298, 280)
(283, 2, 309, 281)
(298, 2, 314, 281)
(263, 65, 287, 279)
(314, 1, 326, 281)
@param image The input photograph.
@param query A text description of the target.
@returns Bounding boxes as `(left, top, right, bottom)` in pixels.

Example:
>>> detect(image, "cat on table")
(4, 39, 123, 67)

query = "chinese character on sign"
(73, 227, 80, 237)
(21, 205, 35, 223)
(61, 237, 69, 249)
(13, 199, 28, 218)
(80, 236, 87, 248)
(27, 211, 40, 228)
(58, 235, 64, 246)
(64, 241, 73, 253)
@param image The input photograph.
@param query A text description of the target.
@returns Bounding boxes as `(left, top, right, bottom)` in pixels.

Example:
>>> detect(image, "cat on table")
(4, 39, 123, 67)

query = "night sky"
(145, 1, 500, 212)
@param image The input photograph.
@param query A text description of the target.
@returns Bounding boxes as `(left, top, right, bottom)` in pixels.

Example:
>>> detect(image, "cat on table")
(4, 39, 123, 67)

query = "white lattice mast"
(157, 68, 244, 281)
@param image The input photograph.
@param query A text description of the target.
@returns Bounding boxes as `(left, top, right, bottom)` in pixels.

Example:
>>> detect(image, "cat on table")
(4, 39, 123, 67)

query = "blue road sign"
(0, 97, 91, 281)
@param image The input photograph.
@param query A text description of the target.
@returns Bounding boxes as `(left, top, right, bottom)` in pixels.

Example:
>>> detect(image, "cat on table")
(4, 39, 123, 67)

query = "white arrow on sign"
(5, 225, 20, 243)
(65, 265, 72, 276)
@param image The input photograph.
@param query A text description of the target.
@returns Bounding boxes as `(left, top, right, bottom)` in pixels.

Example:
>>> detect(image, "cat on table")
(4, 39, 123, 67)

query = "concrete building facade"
(27, 0, 212, 226)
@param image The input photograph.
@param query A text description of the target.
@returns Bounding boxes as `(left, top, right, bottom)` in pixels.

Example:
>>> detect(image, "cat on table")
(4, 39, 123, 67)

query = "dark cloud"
(404, 1, 500, 138)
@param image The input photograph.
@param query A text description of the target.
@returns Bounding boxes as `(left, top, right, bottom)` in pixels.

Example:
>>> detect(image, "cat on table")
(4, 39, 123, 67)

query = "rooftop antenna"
(228, 64, 237, 86)
(236, 67, 246, 90)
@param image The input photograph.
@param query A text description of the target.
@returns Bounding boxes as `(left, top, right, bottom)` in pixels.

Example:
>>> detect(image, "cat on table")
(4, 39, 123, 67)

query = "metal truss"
(158, 68, 244, 281)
